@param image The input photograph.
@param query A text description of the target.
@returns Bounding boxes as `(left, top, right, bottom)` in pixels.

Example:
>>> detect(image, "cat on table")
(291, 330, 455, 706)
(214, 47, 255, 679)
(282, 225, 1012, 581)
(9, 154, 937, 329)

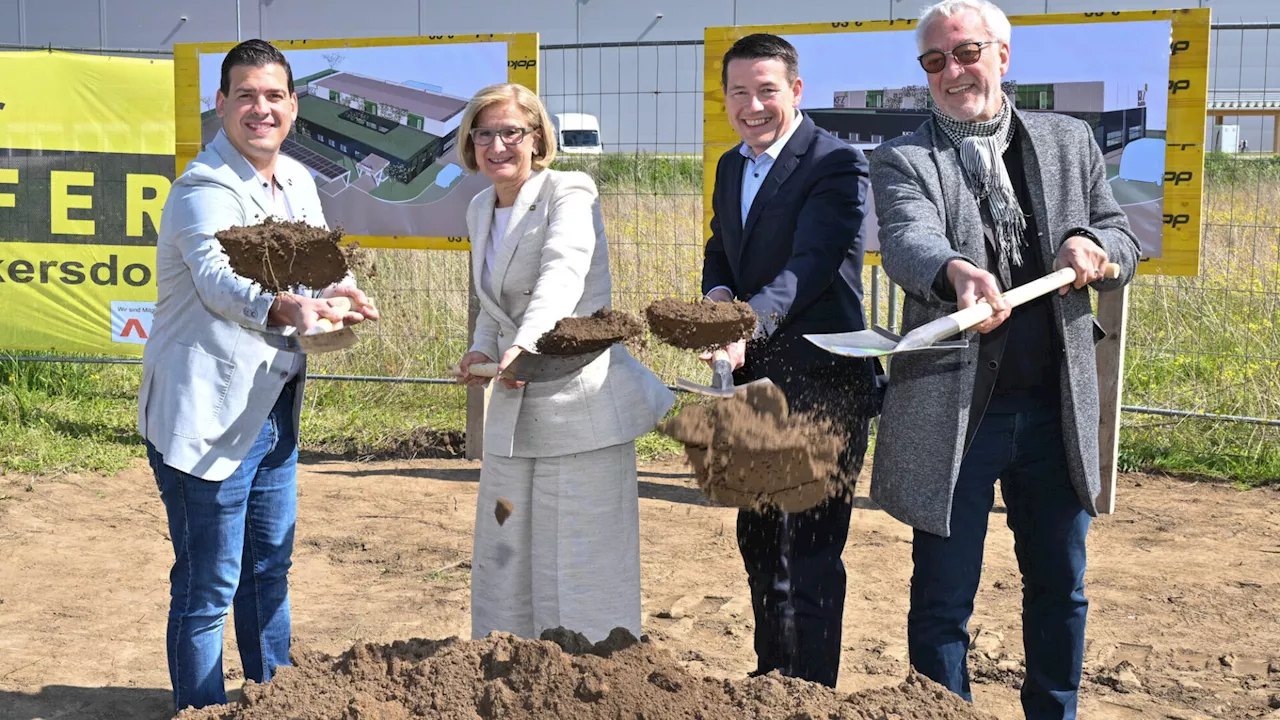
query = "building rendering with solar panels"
(290, 70, 467, 187)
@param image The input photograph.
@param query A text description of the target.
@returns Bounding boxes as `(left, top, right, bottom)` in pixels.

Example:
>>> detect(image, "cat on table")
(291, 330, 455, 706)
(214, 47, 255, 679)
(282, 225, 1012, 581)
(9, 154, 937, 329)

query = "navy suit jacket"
(703, 114, 880, 418)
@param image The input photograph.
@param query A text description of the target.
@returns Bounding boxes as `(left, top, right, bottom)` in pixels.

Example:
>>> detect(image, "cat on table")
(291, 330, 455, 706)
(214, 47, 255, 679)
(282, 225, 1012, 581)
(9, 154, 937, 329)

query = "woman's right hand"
(458, 351, 494, 387)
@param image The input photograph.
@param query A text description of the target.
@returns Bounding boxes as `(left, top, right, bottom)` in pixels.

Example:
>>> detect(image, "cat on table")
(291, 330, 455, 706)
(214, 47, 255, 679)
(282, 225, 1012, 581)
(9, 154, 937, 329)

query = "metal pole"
(99, 0, 107, 49)
(236, 0, 242, 41)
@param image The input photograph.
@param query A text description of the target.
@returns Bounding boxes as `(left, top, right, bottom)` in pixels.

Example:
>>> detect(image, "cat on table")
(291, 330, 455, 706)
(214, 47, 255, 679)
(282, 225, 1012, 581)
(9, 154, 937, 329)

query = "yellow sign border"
(703, 9, 1209, 277)
(173, 33, 539, 251)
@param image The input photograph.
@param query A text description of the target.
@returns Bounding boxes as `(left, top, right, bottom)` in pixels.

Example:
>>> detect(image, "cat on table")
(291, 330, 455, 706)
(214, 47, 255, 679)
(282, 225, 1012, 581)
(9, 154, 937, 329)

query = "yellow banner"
(0, 51, 174, 355)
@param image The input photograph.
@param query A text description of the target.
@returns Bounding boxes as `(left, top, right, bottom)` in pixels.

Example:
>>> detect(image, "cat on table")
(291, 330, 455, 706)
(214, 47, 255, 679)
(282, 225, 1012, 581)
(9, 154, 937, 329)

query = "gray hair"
(916, 0, 1012, 53)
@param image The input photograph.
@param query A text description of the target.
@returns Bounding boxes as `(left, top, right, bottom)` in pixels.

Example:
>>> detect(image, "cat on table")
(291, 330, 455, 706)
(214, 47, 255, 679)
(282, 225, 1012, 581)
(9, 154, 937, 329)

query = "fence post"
(1094, 286, 1130, 515)
(465, 259, 485, 460)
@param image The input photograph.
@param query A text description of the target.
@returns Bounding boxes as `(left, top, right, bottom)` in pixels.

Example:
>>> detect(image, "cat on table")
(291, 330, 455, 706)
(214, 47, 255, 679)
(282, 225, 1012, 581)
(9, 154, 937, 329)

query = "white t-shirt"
(256, 169, 305, 382)
(481, 206, 515, 299)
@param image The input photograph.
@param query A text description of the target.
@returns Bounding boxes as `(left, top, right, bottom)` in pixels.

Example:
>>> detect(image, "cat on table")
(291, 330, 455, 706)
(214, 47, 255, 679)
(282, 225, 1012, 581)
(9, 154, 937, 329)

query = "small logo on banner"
(111, 301, 154, 344)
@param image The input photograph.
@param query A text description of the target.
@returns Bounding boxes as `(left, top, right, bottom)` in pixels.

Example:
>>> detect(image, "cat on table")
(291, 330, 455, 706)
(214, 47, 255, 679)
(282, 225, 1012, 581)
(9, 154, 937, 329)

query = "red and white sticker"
(111, 301, 154, 344)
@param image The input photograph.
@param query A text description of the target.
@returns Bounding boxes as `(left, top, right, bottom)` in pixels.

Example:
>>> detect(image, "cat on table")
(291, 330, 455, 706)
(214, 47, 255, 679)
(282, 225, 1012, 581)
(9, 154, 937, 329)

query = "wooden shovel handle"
(447, 362, 499, 378)
(308, 296, 352, 335)
(949, 263, 1120, 332)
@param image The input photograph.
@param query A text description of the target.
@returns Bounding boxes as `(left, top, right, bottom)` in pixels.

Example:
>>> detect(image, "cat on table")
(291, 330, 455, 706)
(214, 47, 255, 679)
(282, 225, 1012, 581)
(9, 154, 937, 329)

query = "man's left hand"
(321, 285, 380, 323)
(1055, 236, 1110, 295)
(699, 338, 746, 371)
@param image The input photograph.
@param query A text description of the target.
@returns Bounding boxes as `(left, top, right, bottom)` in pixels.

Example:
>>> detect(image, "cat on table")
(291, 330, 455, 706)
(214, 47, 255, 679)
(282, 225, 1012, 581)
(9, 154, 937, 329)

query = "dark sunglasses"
(917, 41, 1000, 74)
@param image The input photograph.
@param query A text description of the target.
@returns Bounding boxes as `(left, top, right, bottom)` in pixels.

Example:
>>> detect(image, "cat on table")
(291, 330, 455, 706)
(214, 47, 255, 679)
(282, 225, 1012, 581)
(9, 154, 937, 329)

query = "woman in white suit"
(455, 83, 674, 643)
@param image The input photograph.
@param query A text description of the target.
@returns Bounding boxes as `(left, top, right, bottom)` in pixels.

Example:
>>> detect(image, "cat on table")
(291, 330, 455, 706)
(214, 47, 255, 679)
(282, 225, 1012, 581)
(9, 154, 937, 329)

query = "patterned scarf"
(932, 96, 1026, 280)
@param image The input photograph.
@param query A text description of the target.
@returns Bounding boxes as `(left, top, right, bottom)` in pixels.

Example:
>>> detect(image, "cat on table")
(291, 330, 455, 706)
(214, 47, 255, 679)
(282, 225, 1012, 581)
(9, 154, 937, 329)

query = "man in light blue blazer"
(137, 39, 376, 713)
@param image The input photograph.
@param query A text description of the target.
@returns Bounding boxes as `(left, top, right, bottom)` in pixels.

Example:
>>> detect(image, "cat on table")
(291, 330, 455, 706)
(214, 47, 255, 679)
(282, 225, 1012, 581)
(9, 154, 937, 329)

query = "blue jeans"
(145, 379, 299, 713)
(908, 407, 1090, 720)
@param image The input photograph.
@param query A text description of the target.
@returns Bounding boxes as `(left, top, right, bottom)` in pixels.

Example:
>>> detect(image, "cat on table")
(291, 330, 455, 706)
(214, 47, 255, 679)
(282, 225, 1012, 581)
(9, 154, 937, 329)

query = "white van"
(552, 113, 603, 154)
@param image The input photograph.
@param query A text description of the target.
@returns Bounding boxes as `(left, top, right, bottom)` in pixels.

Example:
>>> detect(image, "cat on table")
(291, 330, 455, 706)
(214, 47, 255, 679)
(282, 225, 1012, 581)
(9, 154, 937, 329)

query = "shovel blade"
(504, 347, 608, 382)
(297, 327, 359, 354)
(805, 326, 969, 359)
(804, 326, 903, 358)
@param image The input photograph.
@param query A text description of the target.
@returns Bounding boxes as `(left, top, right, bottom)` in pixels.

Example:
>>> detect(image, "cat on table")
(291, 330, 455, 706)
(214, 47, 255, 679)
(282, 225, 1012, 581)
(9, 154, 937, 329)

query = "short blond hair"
(457, 83, 557, 173)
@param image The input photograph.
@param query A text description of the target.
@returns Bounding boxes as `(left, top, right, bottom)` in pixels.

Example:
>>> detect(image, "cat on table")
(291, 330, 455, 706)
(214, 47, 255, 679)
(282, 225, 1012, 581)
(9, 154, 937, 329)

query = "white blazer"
(137, 130, 348, 481)
(467, 169, 674, 458)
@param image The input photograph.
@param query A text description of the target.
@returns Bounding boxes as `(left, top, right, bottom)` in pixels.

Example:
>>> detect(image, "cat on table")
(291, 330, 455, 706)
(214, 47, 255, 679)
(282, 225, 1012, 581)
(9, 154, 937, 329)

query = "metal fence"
(5, 23, 1280, 475)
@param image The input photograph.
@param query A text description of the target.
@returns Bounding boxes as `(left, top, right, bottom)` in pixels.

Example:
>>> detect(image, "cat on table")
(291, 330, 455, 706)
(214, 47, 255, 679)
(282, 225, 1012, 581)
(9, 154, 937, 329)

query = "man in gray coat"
(868, 1, 1139, 718)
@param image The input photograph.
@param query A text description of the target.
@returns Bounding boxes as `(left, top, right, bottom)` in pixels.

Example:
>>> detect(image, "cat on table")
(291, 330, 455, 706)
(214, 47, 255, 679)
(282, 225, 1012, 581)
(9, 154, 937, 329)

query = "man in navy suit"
(702, 33, 879, 687)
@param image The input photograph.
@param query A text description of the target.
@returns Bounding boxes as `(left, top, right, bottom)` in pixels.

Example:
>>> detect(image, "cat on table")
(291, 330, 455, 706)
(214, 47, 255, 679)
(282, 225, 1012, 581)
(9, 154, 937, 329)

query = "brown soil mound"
(536, 308, 644, 355)
(177, 628, 994, 720)
(645, 298, 756, 350)
(658, 383, 845, 513)
(216, 217, 352, 293)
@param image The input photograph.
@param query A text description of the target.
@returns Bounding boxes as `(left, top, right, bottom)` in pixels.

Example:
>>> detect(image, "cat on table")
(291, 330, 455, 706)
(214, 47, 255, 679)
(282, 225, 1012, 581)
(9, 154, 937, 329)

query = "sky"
(197, 41, 508, 108)
(788, 20, 1171, 129)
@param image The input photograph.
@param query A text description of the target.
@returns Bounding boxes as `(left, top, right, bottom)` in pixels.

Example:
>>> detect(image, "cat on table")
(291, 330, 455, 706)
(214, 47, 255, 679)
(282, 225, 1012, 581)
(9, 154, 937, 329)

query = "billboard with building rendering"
(175, 34, 538, 250)
(704, 10, 1210, 276)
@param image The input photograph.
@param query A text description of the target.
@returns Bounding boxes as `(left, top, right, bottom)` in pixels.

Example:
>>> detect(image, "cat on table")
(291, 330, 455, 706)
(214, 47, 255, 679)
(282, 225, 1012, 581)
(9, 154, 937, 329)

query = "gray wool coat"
(868, 109, 1141, 538)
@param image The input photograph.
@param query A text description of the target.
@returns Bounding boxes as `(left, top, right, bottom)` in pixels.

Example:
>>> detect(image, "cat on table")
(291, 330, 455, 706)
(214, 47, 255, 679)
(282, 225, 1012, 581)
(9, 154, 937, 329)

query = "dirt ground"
(1, 457, 1278, 720)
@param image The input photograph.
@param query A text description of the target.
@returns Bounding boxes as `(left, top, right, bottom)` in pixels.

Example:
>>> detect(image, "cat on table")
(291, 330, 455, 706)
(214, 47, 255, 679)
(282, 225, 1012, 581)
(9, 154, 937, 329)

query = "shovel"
(262, 296, 360, 354)
(805, 263, 1120, 359)
(676, 348, 777, 399)
(448, 347, 608, 383)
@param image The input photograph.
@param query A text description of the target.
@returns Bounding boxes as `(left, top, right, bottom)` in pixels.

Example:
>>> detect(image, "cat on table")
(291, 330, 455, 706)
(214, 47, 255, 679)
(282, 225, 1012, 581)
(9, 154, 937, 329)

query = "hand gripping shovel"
(675, 348, 778, 399)
(448, 347, 608, 383)
(262, 296, 360, 354)
(804, 263, 1119, 359)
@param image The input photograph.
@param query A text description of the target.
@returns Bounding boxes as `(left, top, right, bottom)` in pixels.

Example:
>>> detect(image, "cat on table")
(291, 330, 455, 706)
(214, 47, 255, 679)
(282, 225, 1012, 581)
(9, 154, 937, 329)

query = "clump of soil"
(536, 308, 645, 355)
(216, 217, 353, 293)
(494, 497, 514, 526)
(645, 298, 756, 350)
(177, 628, 995, 720)
(658, 383, 846, 513)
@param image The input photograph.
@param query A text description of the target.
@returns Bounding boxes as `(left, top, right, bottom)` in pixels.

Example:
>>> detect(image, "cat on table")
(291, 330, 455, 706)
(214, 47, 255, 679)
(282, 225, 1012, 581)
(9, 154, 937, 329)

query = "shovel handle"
(308, 296, 353, 335)
(949, 263, 1119, 332)
(447, 362, 499, 378)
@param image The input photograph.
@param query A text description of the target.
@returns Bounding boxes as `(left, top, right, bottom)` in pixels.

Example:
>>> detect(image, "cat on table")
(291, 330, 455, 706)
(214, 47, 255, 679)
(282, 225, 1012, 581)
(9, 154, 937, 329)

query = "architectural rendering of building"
(290, 70, 468, 186)
(819, 81, 1149, 157)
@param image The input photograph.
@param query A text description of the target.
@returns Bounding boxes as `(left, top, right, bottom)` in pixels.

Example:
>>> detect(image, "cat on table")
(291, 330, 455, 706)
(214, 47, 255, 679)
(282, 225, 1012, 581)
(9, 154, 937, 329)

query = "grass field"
(1, 152, 1276, 485)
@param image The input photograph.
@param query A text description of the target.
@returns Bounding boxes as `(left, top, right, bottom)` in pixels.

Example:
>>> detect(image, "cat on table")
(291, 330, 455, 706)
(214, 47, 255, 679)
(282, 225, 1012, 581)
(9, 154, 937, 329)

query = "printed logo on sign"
(111, 300, 154, 345)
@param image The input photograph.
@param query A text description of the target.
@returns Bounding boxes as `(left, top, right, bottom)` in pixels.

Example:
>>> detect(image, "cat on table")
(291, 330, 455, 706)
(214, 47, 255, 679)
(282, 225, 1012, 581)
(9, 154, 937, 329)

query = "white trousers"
(470, 442, 642, 644)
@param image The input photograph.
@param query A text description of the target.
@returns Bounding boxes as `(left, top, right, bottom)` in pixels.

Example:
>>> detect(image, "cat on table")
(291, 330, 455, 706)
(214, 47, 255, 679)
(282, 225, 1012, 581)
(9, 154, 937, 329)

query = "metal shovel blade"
(297, 325, 359, 353)
(677, 355, 736, 397)
(451, 347, 609, 383)
(804, 325, 968, 359)
(502, 347, 608, 382)
(676, 355, 778, 398)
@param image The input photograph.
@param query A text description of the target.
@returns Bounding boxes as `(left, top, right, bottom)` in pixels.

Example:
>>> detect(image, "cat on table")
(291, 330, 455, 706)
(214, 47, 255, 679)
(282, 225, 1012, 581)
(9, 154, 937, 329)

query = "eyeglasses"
(917, 41, 1000, 74)
(469, 126, 536, 146)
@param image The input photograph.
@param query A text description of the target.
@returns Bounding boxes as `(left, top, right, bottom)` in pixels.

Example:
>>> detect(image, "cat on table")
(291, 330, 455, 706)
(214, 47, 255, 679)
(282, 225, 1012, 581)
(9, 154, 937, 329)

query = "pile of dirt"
(645, 298, 756, 350)
(178, 628, 995, 720)
(657, 383, 845, 513)
(216, 217, 353, 293)
(536, 308, 645, 355)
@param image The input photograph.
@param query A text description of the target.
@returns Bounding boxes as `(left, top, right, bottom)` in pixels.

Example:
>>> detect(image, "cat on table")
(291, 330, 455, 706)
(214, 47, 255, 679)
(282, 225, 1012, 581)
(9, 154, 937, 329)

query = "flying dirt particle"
(494, 497, 514, 526)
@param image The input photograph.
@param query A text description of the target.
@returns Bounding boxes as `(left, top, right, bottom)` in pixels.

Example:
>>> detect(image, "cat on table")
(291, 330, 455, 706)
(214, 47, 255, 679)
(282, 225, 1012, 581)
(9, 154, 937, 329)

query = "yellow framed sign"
(174, 33, 539, 251)
(704, 9, 1209, 276)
